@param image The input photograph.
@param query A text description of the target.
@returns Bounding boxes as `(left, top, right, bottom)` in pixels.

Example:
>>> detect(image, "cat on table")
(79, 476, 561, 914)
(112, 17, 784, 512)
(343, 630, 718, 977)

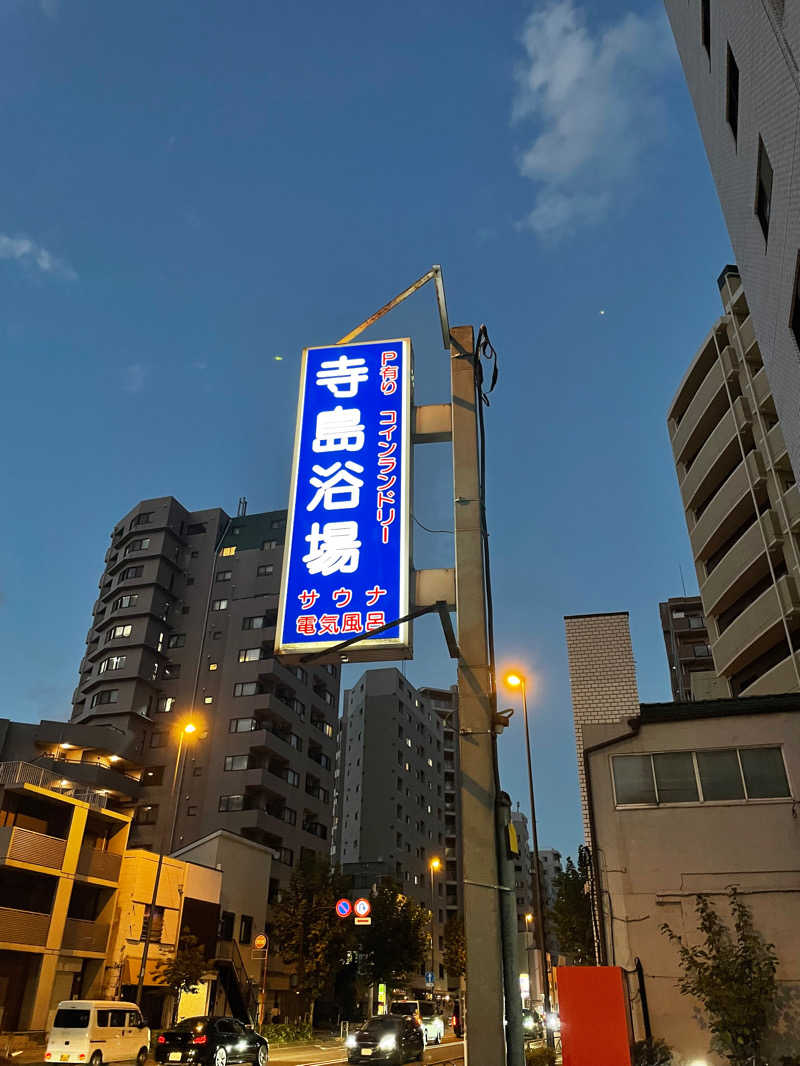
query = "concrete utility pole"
(450, 325, 507, 1066)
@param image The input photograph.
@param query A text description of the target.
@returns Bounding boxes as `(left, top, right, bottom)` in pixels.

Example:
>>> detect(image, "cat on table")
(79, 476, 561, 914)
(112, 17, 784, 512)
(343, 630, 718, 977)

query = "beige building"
(565, 613, 800, 1064)
(668, 266, 800, 697)
(0, 762, 131, 1032)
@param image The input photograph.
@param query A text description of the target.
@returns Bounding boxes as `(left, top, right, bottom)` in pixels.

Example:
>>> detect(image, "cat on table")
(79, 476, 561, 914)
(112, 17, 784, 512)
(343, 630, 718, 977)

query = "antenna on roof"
(679, 563, 687, 597)
(237, 497, 248, 517)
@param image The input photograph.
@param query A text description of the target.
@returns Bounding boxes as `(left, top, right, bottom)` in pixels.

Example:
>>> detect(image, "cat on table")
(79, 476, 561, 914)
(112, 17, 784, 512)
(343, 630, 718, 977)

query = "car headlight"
(377, 1035, 397, 1051)
(523, 1016, 534, 1031)
(345, 1036, 357, 1049)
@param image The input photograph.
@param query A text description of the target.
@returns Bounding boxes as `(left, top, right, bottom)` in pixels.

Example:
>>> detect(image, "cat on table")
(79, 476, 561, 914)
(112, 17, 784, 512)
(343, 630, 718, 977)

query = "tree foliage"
(271, 855, 354, 1017)
(154, 931, 208, 1023)
(358, 881, 429, 988)
(661, 888, 778, 1065)
(548, 848, 595, 964)
(442, 913, 466, 981)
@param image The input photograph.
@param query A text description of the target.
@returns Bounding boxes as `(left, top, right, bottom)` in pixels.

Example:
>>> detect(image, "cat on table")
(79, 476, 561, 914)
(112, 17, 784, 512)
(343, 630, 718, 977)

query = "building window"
(120, 566, 143, 581)
(219, 912, 235, 940)
(157, 697, 175, 714)
(756, 137, 774, 241)
(150, 733, 166, 748)
(99, 655, 127, 674)
(279, 847, 294, 866)
(224, 754, 250, 771)
(167, 634, 185, 649)
(233, 681, 263, 697)
(693, 643, 712, 657)
(262, 540, 278, 551)
(164, 662, 181, 679)
(726, 44, 739, 141)
(239, 915, 253, 944)
(229, 717, 258, 733)
(701, 0, 710, 57)
(791, 253, 800, 351)
(242, 616, 268, 630)
(208, 662, 219, 671)
(257, 564, 274, 577)
(204, 696, 214, 704)
(125, 537, 150, 554)
(187, 805, 198, 816)
(238, 648, 264, 662)
(286, 769, 300, 787)
(91, 689, 119, 707)
(186, 523, 206, 535)
(216, 570, 232, 582)
(220, 546, 236, 557)
(211, 599, 228, 611)
(112, 594, 138, 610)
(613, 746, 790, 806)
(105, 625, 133, 642)
(132, 511, 153, 527)
(219, 794, 245, 812)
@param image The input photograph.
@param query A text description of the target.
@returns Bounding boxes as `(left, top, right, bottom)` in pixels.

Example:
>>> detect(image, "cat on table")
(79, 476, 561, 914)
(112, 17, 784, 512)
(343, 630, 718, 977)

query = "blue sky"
(0, 0, 732, 858)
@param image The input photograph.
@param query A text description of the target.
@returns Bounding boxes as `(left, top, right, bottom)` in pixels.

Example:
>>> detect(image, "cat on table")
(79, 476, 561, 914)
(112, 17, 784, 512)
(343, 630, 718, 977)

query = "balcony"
(750, 367, 772, 411)
(76, 846, 122, 883)
(713, 575, 800, 676)
(689, 452, 765, 561)
(62, 918, 110, 954)
(0, 762, 109, 810)
(767, 422, 790, 469)
(670, 359, 727, 464)
(738, 315, 757, 355)
(0, 826, 67, 872)
(781, 486, 800, 530)
(0, 906, 50, 946)
(679, 409, 739, 512)
(700, 512, 781, 616)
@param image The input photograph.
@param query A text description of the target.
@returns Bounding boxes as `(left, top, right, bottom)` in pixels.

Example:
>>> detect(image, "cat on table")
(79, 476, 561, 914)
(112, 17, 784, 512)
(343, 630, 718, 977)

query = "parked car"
(45, 1001, 150, 1066)
(417, 1003, 444, 1046)
(155, 1017, 268, 1066)
(345, 1016, 424, 1064)
(387, 1001, 419, 1020)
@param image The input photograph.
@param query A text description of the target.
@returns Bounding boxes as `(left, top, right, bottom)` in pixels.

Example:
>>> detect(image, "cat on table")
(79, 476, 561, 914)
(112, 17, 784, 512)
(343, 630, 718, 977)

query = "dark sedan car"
(155, 1017, 268, 1066)
(345, 1016, 424, 1064)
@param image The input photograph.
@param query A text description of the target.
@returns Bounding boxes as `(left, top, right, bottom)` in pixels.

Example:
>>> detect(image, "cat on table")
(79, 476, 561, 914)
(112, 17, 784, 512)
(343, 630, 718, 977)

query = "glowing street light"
(429, 857, 442, 989)
(503, 670, 553, 1046)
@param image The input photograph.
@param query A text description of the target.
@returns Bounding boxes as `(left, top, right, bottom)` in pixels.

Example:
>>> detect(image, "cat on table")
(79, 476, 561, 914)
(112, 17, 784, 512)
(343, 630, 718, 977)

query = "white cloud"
(123, 364, 146, 393)
(0, 233, 76, 279)
(513, 1, 676, 238)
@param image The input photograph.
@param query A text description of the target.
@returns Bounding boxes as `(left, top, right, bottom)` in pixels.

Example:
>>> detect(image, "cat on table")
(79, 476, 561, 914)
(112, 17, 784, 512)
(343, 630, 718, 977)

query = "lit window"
(209, 663, 218, 671)
(112, 594, 138, 610)
(229, 717, 258, 733)
(220, 546, 236, 557)
(427, 758, 433, 767)
(99, 655, 127, 673)
(239, 648, 263, 662)
(204, 696, 214, 705)
(157, 697, 175, 714)
(233, 681, 263, 697)
(106, 624, 133, 642)
(211, 599, 228, 611)
(224, 754, 249, 771)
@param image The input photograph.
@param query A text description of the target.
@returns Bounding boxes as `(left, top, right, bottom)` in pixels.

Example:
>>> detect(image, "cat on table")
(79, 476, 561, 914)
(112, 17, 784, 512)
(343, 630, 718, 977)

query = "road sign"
(425, 971, 435, 987)
(275, 338, 413, 663)
(355, 916, 372, 926)
(253, 933, 268, 951)
(336, 898, 353, 918)
(354, 897, 372, 918)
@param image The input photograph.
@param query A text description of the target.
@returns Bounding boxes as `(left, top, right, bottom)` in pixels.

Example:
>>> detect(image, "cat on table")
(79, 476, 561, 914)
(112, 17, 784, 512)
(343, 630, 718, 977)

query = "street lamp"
(504, 672, 553, 1045)
(429, 857, 442, 991)
(135, 719, 198, 1006)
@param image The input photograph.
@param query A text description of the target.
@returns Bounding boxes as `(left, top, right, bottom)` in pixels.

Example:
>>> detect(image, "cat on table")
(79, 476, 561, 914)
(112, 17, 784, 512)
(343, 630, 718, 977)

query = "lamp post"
(524, 913, 534, 1009)
(429, 857, 441, 991)
(505, 673, 553, 1045)
(135, 720, 197, 1007)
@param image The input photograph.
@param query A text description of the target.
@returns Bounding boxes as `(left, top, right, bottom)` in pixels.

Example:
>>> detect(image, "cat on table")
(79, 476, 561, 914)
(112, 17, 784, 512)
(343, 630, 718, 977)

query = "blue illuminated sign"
(275, 338, 412, 661)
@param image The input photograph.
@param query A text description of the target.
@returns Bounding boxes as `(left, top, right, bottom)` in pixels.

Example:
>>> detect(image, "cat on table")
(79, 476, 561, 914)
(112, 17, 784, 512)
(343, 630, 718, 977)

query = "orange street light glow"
(505, 672, 524, 688)
(183, 722, 197, 735)
(430, 857, 442, 872)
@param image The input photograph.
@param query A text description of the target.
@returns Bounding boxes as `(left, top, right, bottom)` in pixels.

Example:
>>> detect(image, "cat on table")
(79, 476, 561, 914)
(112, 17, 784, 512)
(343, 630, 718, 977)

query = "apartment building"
(0, 762, 130, 1031)
(665, 1, 800, 480)
(70, 497, 340, 894)
(332, 670, 461, 993)
(659, 596, 726, 701)
(668, 268, 800, 696)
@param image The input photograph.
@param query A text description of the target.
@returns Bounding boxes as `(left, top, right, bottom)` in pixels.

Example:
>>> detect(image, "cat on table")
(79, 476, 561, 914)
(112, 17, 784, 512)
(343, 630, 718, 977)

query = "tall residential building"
(538, 849, 562, 913)
(659, 596, 725, 701)
(668, 269, 800, 697)
(70, 496, 340, 1015)
(665, 1, 800, 480)
(510, 809, 534, 931)
(332, 669, 461, 993)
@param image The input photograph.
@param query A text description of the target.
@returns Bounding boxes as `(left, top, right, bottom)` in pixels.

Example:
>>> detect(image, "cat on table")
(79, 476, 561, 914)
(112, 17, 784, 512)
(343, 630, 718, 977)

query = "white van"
(45, 1001, 150, 1066)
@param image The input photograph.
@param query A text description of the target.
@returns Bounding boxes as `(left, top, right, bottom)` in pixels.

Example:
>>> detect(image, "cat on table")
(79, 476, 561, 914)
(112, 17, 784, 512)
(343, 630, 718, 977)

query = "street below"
(267, 1036, 465, 1066)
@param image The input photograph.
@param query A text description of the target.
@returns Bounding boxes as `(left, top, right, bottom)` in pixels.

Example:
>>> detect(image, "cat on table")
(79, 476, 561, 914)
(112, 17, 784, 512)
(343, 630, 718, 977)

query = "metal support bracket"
(297, 599, 459, 663)
(337, 265, 450, 350)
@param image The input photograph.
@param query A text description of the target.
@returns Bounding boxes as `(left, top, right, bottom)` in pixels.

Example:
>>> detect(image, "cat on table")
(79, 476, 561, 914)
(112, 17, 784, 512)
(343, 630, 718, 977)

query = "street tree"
(549, 848, 595, 964)
(154, 931, 208, 1024)
(358, 881, 428, 991)
(661, 888, 778, 1065)
(271, 854, 354, 1021)
(442, 914, 466, 982)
